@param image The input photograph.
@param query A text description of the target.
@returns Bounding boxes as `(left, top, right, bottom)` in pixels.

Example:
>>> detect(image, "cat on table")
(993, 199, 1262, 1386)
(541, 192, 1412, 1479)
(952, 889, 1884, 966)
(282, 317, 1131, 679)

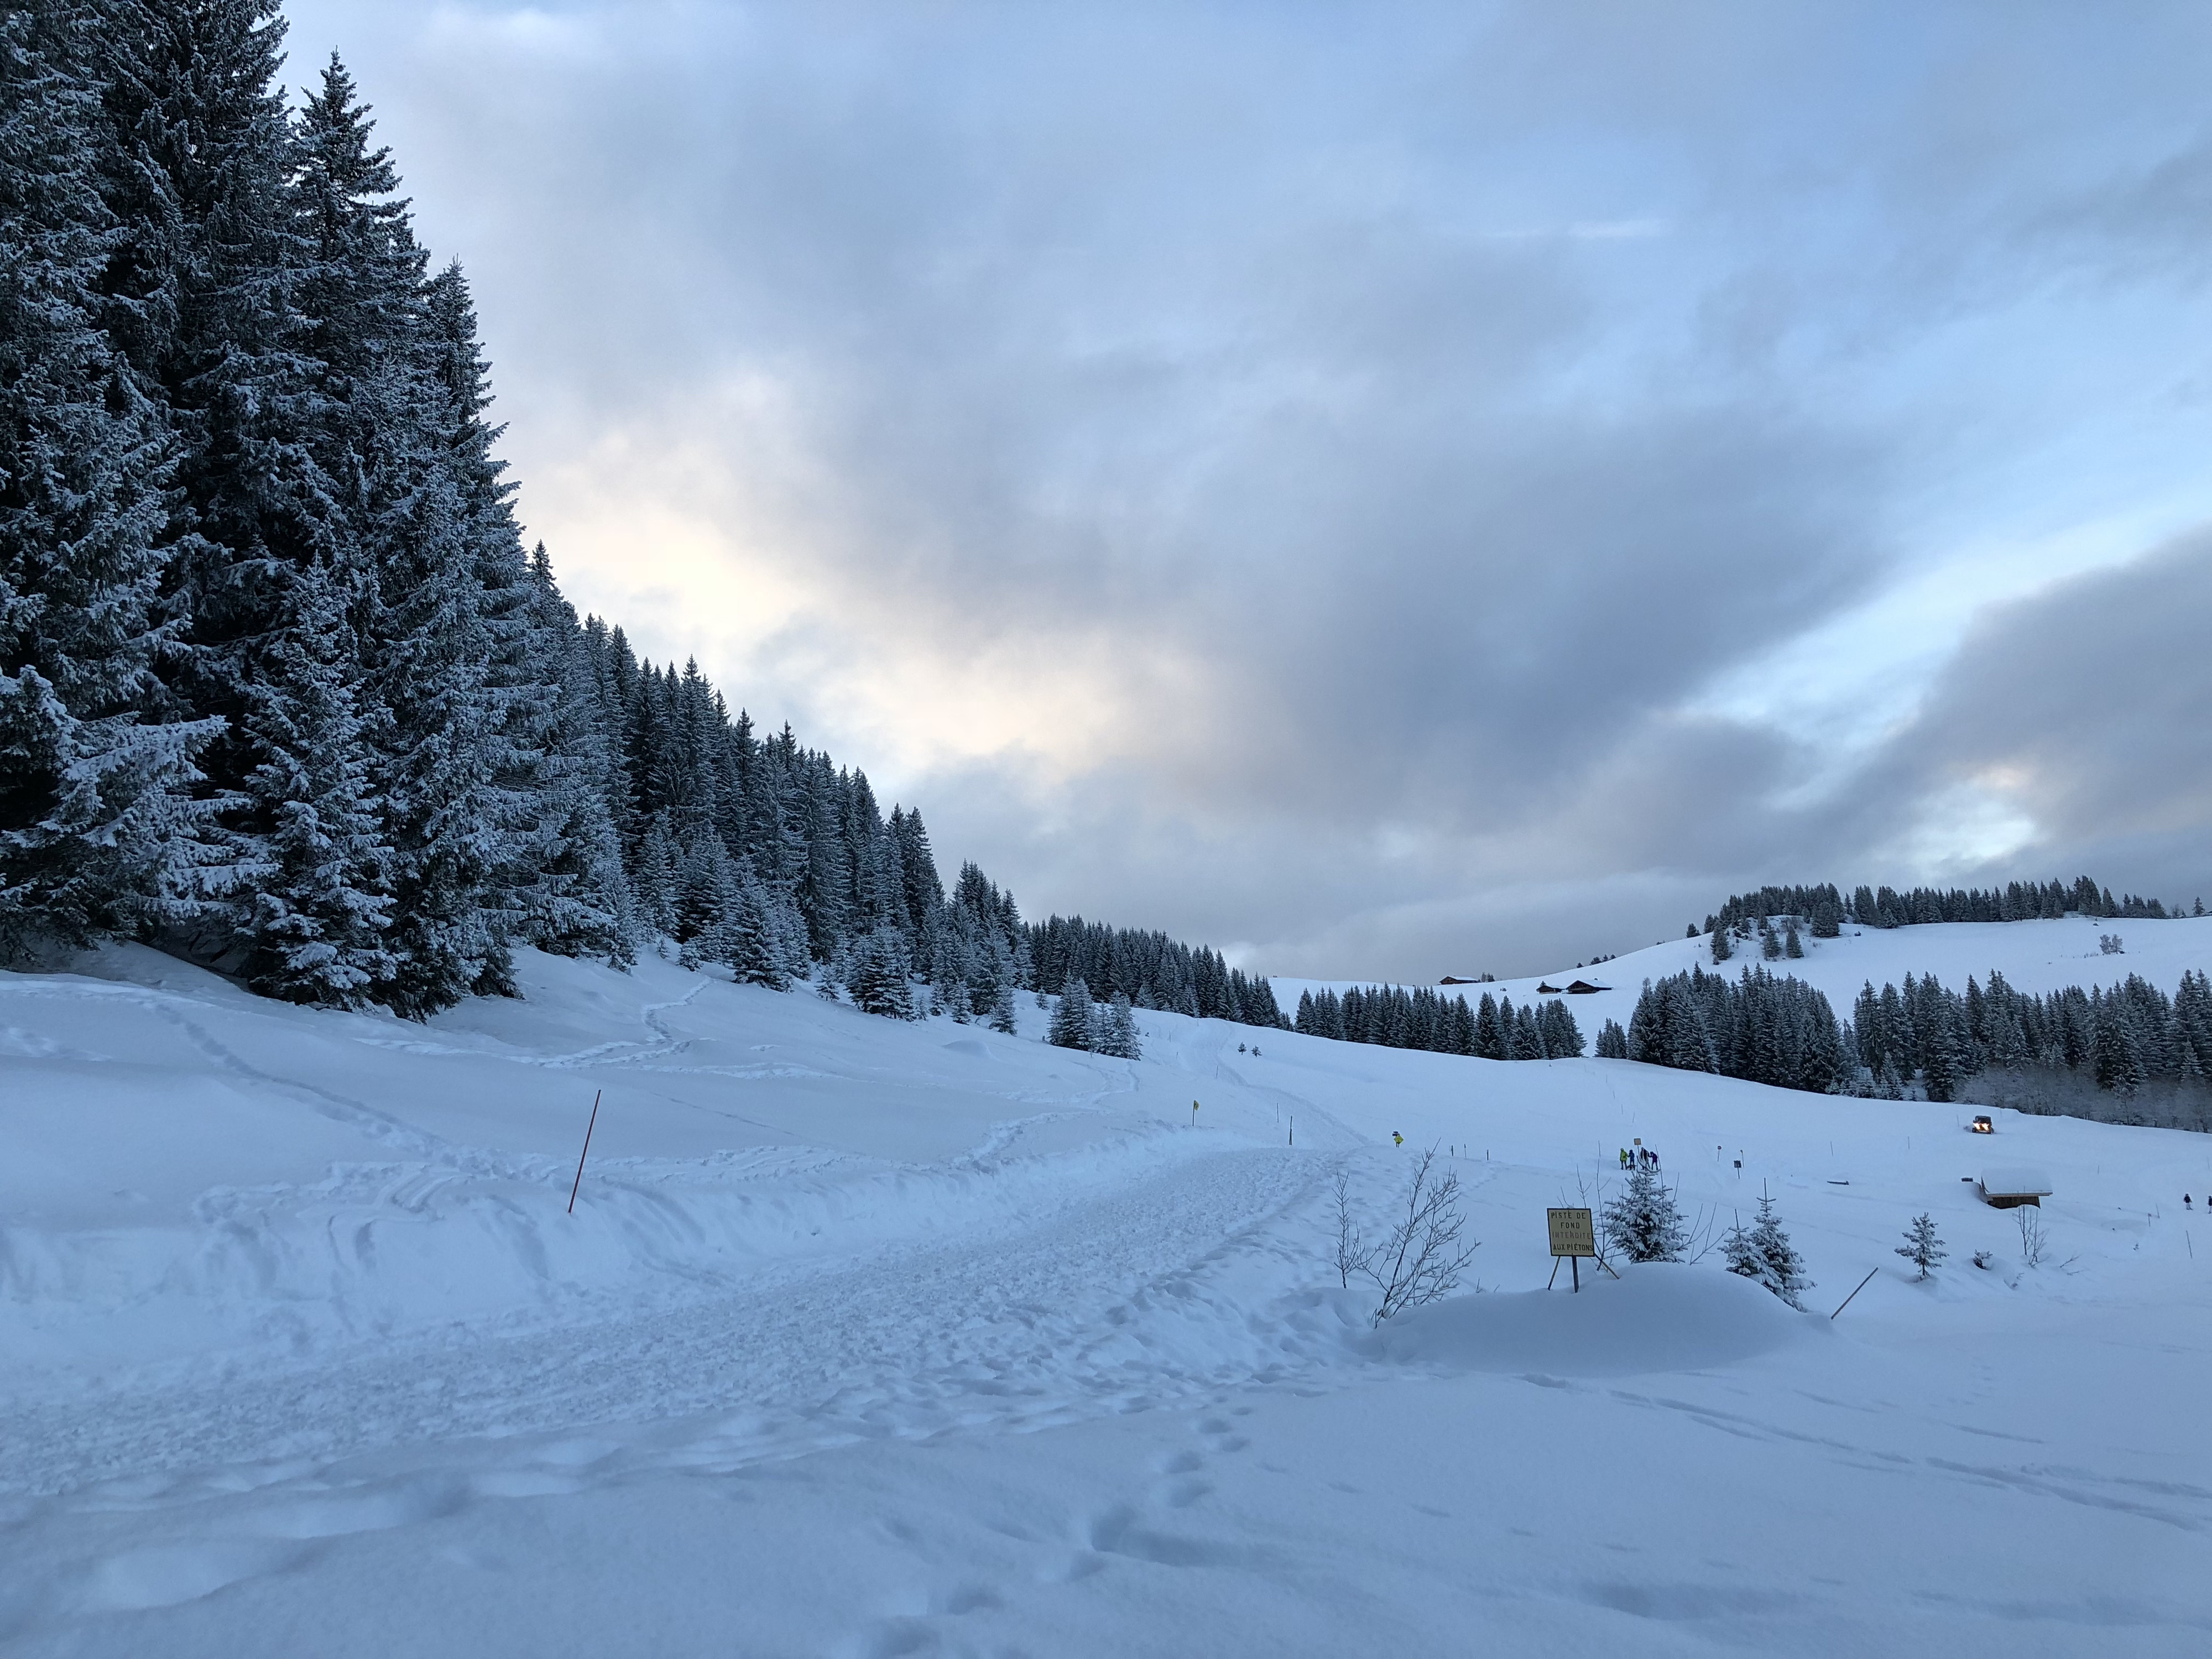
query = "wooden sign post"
(1547, 1206, 1597, 1291)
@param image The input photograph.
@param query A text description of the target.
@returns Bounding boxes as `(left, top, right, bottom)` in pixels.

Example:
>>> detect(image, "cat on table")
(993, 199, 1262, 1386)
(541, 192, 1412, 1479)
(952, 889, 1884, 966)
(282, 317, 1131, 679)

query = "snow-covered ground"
(1277, 912, 2212, 1040)
(3, 933, 2209, 1656)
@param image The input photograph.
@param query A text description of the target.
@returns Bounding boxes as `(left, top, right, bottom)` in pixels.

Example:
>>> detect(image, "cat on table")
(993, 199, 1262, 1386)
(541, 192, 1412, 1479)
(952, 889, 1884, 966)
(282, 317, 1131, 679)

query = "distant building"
(1979, 1168, 2053, 1209)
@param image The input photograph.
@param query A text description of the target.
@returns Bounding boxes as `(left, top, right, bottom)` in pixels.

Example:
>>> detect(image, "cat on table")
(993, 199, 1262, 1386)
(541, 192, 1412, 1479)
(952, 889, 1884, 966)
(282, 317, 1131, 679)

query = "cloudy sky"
(284, 1, 2211, 978)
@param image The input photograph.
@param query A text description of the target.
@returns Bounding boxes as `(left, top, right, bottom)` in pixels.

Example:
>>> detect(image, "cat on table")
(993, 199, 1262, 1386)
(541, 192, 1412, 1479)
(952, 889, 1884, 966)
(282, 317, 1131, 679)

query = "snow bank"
(1369, 1262, 1811, 1376)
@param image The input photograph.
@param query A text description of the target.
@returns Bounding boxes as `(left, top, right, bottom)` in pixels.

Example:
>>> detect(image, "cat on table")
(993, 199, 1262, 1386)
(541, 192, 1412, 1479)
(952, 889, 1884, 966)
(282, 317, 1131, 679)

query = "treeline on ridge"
(1595, 967, 1849, 1094)
(1026, 916, 1288, 1027)
(1697, 877, 2190, 940)
(1850, 968, 2211, 1130)
(1605, 965, 2212, 1132)
(1293, 984, 1584, 1061)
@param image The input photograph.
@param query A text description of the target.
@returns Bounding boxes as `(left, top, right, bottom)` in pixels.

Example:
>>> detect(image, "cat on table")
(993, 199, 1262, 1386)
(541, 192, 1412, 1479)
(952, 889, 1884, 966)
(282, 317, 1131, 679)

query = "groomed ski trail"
(8, 1143, 1332, 1503)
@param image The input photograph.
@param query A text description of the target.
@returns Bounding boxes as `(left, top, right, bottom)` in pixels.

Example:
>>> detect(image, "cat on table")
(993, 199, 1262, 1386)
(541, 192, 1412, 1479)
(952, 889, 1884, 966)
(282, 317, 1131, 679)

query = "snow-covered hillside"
(1280, 912, 2212, 1040)
(3, 940, 2208, 1655)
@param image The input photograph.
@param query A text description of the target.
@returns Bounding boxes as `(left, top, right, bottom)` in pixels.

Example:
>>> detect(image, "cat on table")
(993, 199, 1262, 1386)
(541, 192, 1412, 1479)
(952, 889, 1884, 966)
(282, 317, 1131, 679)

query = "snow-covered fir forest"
(1699, 877, 2189, 937)
(0, 2, 1296, 1041)
(1295, 982, 1585, 1061)
(1285, 886, 2211, 1133)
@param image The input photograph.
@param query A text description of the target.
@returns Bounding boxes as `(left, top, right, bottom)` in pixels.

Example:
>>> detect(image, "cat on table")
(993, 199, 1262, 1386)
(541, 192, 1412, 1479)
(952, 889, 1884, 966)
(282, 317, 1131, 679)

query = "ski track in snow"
(6, 1146, 1327, 1501)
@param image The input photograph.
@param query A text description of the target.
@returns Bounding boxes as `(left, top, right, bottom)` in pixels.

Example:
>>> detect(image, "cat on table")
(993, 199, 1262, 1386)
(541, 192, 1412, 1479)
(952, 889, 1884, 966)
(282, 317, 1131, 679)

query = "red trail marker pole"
(568, 1089, 603, 1214)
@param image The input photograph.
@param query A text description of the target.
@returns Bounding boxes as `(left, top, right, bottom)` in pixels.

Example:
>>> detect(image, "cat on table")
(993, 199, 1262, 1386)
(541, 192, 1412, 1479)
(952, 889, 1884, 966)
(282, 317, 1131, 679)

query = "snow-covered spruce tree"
(364, 252, 530, 1016)
(0, 0, 221, 956)
(1784, 922, 1803, 958)
(1710, 924, 1733, 963)
(1722, 1190, 1812, 1309)
(712, 858, 792, 989)
(672, 832, 729, 952)
(989, 980, 1019, 1035)
(1099, 991, 1141, 1060)
(888, 806, 940, 936)
(795, 753, 849, 962)
(630, 817, 679, 939)
(230, 559, 398, 1003)
(1537, 998, 1583, 1057)
(1918, 985, 1968, 1103)
(2091, 989, 2147, 1095)
(1049, 977, 1094, 1050)
(1626, 975, 1719, 1073)
(512, 545, 633, 964)
(1475, 993, 1503, 1057)
(1600, 1159, 1688, 1263)
(93, 0, 404, 983)
(1596, 1019, 1629, 1059)
(930, 906, 972, 1019)
(841, 924, 914, 1019)
(1895, 1213, 1945, 1280)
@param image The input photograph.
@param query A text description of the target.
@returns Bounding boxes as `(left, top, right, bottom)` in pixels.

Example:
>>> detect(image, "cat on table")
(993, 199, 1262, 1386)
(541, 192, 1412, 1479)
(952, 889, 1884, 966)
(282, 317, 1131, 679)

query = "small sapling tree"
(1601, 1160, 1689, 1263)
(1721, 1190, 1812, 1308)
(1331, 1168, 1372, 1288)
(2015, 1206, 2048, 1267)
(1896, 1213, 1947, 1279)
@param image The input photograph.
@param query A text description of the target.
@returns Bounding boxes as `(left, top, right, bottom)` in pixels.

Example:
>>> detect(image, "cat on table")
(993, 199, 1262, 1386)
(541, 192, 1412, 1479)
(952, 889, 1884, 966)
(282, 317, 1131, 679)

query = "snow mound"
(1371, 1262, 1811, 1377)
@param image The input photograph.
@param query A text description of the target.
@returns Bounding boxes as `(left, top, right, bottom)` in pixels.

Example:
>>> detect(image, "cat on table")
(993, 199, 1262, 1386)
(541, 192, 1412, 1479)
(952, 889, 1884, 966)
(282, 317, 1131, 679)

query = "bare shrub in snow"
(2016, 1206, 2048, 1268)
(1331, 1168, 1373, 1288)
(1358, 1150, 1479, 1325)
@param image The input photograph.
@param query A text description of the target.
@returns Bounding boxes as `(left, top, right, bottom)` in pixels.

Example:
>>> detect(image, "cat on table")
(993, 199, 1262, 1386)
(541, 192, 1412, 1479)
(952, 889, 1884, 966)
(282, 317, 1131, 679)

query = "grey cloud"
(282, 1, 2212, 976)
(1860, 533, 2212, 905)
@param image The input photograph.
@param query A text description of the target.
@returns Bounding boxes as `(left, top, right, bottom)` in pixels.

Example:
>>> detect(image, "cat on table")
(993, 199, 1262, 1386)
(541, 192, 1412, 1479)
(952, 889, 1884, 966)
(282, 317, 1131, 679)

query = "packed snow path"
(3, 931, 2209, 1655)
(8, 1142, 1322, 1498)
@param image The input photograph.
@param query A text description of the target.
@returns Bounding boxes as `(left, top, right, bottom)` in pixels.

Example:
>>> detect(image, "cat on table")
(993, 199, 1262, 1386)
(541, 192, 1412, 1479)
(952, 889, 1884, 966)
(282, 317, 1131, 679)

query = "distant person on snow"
(1392, 1131, 1404, 1147)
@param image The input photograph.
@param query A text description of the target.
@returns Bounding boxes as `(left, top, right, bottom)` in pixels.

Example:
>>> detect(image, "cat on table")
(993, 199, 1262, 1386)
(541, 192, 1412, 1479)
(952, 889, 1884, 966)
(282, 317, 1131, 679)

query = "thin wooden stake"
(1830, 1266, 1879, 1320)
(568, 1089, 603, 1214)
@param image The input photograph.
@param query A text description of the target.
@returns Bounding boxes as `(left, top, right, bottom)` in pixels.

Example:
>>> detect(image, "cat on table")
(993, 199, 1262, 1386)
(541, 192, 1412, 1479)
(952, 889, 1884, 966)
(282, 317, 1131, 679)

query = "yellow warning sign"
(1547, 1207, 1596, 1258)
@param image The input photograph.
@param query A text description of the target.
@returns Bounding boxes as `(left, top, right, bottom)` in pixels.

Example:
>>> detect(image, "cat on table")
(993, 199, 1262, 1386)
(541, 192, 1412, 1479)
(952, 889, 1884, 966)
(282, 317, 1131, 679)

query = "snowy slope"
(1276, 912, 2212, 1039)
(2, 941, 2208, 1655)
